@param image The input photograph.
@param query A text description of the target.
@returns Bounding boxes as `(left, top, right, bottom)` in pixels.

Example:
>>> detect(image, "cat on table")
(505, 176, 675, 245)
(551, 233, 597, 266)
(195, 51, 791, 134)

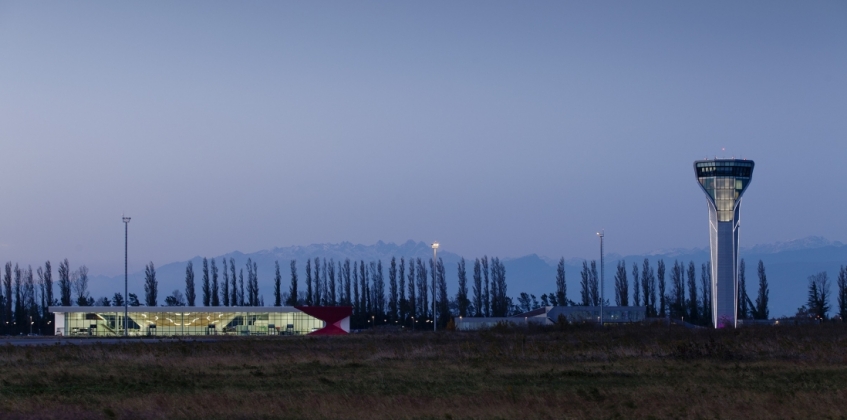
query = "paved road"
(0, 337, 220, 346)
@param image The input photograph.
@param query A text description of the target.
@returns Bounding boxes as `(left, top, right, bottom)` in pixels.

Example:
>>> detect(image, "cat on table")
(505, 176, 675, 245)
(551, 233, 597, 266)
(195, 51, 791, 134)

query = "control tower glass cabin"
(694, 159, 754, 328)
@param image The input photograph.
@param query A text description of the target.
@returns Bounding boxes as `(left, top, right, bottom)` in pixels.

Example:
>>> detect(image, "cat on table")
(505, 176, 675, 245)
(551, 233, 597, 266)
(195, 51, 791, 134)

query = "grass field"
(1, 323, 846, 419)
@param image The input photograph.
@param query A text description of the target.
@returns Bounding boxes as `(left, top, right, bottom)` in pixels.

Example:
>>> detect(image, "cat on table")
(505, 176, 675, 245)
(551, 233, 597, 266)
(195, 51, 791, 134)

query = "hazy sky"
(1, 1, 845, 276)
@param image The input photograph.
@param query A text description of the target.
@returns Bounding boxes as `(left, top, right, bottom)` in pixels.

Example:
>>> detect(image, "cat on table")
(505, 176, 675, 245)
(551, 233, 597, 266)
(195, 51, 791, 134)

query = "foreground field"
(1, 324, 846, 419)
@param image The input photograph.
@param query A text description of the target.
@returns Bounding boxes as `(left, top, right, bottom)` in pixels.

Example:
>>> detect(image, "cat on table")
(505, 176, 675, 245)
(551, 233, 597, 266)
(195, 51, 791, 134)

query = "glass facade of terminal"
(694, 159, 755, 328)
(52, 307, 327, 337)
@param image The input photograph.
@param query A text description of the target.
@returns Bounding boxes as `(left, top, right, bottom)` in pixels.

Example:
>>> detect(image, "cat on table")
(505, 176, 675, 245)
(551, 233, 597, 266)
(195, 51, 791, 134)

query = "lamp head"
(431, 242, 439, 250)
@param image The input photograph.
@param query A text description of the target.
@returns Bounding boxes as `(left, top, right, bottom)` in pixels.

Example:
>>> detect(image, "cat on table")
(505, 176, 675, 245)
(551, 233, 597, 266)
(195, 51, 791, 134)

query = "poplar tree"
(656, 260, 666, 316)
(245, 259, 256, 306)
(8, 263, 19, 326)
(388, 257, 398, 321)
(313, 257, 322, 306)
(589, 261, 600, 306)
(373, 261, 385, 317)
(490, 258, 508, 316)
(632, 262, 641, 307)
(58, 259, 71, 307)
(251, 259, 259, 306)
(687, 261, 698, 321)
(323, 260, 329, 306)
(416, 258, 428, 318)
(614, 260, 628, 306)
(642, 259, 655, 316)
(472, 258, 483, 316)
(327, 259, 337, 306)
(287, 260, 298, 306)
(755, 260, 769, 319)
(23, 267, 36, 323)
(353, 261, 360, 314)
(238, 269, 245, 306)
(37, 265, 47, 323)
(700, 263, 711, 323)
(406, 259, 416, 321)
(211, 259, 219, 307)
(360, 261, 368, 314)
(338, 260, 347, 306)
(274, 260, 282, 307)
(42, 260, 53, 311)
(343, 259, 352, 307)
(222, 259, 230, 306)
(670, 261, 684, 318)
(429, 258, 437, 319)
(229, 258, 237, 306)
(456, 257, 469, 317)
(556, 257, 567, 306)
(305, 259, 313, 306)
(738, 259, 748, 319)
(437, 258, 449, 324)
(201, 257, 210, 306)
(14, 265, 23, 322)
(580, 261, 591, 306)
(481, 256, 490, 317)
(144, 262, 158, 307)
(398, 257, 406, 321)
(837, 265, 847, 321)
(368, 262, 376, 315)
(184, 261, 196, 306)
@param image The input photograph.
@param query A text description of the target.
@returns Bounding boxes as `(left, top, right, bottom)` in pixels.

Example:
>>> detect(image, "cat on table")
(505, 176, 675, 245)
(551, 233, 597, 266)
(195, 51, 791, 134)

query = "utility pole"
(431, 242, 439, 332)
(597, 230, 604, 326)
(123, 215, 131, 337)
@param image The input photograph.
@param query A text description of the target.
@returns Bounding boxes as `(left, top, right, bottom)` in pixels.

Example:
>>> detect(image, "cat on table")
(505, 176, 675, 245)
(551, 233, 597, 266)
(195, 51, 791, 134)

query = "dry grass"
(1, 323, 847, 419)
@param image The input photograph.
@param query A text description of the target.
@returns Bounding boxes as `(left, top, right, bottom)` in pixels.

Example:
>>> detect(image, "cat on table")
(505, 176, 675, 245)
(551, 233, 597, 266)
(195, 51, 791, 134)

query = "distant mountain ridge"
(88, 237, 847, 319)
(743, 236, 844, 255)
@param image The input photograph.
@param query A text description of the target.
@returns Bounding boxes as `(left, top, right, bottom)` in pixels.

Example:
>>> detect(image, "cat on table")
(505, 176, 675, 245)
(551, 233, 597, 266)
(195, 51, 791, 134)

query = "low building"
(455, 306, 646, 331)
(49, 306, 352, 336)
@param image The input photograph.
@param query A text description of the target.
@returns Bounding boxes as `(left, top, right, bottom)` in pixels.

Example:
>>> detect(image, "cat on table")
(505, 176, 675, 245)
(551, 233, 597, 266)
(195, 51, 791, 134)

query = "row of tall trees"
(169, 258, 263, 308)
(27, 254, 847, 334)
(0, 259, 100, 335)
(607, 258, 770, 325)
(207, 255, 515, 329)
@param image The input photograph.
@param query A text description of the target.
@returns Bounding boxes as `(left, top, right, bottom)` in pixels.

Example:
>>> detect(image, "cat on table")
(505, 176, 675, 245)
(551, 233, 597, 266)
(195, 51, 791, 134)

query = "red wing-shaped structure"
(295, 306, 352, 335)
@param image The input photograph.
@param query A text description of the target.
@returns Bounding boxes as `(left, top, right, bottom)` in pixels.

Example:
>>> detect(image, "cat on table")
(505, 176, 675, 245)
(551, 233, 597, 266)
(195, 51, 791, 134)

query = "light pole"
(597, 230, 604, 326)
(123, 215, 131, 337)
(431, 242, 439, 332)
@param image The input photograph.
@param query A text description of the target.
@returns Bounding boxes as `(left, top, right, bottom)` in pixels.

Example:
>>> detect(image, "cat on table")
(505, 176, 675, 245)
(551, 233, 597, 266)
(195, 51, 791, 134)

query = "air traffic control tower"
(694, 159, 754, 328)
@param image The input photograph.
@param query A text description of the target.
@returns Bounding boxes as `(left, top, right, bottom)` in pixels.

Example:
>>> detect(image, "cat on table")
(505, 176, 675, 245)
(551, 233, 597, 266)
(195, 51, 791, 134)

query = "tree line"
(0, 259, 113, 335)
(8, 253, 847, 334)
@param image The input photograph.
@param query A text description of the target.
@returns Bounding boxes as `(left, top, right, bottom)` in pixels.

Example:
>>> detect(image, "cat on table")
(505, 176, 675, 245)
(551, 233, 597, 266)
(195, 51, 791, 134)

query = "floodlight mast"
(597, 230, 604, 325)
(123, 215, 131, 337)
(431, 242, 439, 332)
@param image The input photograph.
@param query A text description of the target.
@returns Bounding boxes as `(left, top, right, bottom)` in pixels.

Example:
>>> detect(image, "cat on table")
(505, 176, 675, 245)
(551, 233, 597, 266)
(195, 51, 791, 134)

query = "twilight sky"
(1, 1, 845, 276)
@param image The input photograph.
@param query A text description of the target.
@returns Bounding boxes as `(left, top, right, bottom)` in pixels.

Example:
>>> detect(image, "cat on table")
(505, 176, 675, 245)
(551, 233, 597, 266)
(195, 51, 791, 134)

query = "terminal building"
(694, 159, 755, 328)
(49, 306, 352, 336)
